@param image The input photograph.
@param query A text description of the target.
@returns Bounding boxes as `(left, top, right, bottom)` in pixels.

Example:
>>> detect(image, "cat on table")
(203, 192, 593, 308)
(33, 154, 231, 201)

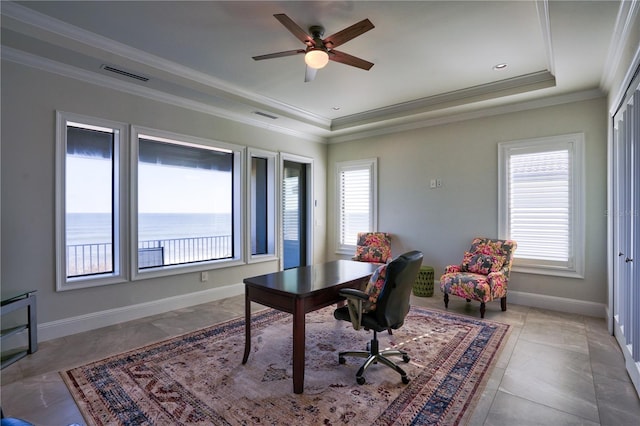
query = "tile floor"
(1, 294, 639, 425)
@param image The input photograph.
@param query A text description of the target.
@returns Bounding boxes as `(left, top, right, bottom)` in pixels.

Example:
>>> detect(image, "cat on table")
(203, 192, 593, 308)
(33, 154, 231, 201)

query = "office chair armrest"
(339, 288, 368, 330)
(339, 288, 368, 299)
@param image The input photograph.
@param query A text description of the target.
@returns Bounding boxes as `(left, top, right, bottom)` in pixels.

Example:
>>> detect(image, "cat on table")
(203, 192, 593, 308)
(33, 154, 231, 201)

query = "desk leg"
(292, 299, 305, 394)
(242, 289, 251, 364)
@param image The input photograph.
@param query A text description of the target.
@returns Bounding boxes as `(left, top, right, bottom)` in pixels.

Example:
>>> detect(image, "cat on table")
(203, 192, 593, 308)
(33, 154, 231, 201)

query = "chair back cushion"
(373, 250, 423, 329)
(354, 232, 392, 263)
(461, 251, 506, 274)
(362, 263, 388, 312)
(464, 238, 517, 276)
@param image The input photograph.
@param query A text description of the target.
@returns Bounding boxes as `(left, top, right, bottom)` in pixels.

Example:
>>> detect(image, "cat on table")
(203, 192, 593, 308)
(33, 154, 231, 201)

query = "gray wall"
(1, 61, 327, 325)
(327, 97, 608, 305)
(0, 58, 611, 330)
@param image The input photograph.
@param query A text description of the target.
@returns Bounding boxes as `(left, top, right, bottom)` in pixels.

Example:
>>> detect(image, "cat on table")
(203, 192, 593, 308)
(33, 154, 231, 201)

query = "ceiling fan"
(252, 14, 375, 82)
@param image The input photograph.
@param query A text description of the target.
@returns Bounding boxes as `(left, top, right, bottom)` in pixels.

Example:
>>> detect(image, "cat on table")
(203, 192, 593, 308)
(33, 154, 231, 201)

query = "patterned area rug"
(61, 306, 510, 425)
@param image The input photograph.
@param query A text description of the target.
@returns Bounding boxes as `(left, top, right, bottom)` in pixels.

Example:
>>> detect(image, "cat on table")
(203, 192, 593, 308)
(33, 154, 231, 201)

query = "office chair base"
(339, 348, 410, 385)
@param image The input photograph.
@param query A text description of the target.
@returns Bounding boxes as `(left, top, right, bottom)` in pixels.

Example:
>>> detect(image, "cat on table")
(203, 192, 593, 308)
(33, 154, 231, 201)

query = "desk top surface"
(243, 260, 378, 296)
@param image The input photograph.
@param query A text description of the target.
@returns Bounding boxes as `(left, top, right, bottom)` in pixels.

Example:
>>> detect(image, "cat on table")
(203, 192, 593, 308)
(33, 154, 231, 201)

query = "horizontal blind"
(339, 167, 371, 246)
(508, 149, 571, 264)
(282, 176, 299, 241)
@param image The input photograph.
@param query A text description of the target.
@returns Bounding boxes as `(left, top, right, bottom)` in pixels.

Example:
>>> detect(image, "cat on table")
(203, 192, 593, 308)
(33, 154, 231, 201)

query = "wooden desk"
(242, 260, 378, 393)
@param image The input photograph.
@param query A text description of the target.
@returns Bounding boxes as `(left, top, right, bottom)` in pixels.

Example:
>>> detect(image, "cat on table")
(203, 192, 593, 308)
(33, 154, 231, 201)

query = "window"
(336, 158, 377, 254)
(247, 148, 277, 261)
(498, 133, 584, 277)
(56, 112, 128, 290)
(132, 128, 243, 276)
(56, 113, 247, 290)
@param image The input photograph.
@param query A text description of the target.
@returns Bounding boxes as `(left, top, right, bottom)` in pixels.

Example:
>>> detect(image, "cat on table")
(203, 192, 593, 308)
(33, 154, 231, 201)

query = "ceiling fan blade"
(274, 13, 313, 45)
(328, 50, 374, 70)
(323, 18, 374, 49)
(253, 49, 306, 61)
(304, 66, 317, 82)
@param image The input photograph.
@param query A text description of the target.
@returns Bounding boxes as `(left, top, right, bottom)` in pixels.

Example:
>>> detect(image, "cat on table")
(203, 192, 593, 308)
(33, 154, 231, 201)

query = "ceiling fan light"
(305, 49, 329, 69)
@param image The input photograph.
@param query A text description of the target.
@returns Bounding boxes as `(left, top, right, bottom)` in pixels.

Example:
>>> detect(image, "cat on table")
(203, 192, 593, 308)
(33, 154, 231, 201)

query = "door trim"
(279, 152, 314, 270)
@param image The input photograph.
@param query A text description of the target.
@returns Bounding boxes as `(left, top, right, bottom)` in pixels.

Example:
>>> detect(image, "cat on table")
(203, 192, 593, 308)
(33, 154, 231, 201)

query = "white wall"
(327, 97, 608, 308)
(0, 61, 328, 329)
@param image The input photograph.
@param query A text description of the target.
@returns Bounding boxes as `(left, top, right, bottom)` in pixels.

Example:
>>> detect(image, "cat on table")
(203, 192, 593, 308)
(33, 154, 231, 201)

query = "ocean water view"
(66, 213, 233, 275)
(67, 212, 232, 245)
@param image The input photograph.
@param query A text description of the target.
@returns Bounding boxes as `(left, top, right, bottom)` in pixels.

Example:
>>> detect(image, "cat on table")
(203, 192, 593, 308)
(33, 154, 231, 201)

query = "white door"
(612, 79, 639, 397)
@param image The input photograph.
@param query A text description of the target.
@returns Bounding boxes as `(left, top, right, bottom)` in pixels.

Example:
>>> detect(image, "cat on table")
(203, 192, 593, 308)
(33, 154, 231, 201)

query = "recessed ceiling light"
(493, 63, 508, 70)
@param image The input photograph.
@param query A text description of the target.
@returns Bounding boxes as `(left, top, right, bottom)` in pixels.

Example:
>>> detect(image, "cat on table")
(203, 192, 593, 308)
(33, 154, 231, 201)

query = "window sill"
(335, 247, 356, 257)
(511, 265, 584, 279)
(133, 258, 245, 281)
(247, 254, 279, 264)
(58, 275, 129, 292)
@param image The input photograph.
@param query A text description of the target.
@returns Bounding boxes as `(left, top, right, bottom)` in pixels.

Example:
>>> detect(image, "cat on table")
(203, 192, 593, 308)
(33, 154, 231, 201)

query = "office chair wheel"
(402, 354, 410, 363)
(357, 376, 366, 385)
(402, 375, 410, 384)
(339, 356, 346, 364)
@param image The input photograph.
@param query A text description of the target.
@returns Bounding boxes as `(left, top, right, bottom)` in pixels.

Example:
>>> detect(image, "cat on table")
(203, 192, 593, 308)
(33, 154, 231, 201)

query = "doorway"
(282, 159, 311, 269)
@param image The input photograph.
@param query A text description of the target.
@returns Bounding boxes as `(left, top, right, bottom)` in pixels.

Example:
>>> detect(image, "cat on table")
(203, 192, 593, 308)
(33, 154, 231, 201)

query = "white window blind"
(499, 134, 584, 277)
(508, 149, 570, 263)
(282, 176, 300, 241)
(336, 159, 377, 253)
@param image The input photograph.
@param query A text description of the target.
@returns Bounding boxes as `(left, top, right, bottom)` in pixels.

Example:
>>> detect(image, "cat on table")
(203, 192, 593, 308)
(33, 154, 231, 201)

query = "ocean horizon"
(66, 212, 232, 245)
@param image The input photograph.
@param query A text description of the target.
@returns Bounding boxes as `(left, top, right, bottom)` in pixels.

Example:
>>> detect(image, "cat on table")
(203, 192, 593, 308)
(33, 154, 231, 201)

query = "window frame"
(335, 158, 378, 255)
(55, 111, 129, 291)
(130, 126, 245, 280)
(498, 133, 585, 278)
(246, 148, 278, 263)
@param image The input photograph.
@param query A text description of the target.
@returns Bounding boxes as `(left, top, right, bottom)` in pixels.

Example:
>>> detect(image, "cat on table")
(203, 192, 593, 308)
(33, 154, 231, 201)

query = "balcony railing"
(67, 235, 232, 277)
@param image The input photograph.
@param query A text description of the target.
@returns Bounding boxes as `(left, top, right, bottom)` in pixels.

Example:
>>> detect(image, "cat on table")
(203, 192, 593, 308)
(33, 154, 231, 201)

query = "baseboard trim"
(613, 320, 640, 398)
(507, 290, 606, 318)
(38, 284, 244, 342)
(30, 286, 606, 344)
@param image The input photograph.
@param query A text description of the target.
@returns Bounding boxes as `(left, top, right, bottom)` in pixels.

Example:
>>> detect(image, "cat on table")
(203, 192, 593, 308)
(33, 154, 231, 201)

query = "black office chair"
(334, 250, 423, 385)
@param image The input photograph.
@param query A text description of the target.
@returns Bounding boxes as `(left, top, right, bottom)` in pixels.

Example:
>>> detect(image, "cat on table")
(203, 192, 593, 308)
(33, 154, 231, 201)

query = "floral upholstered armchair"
(353, 232, 392, 264)
(440, 237, 517, 318)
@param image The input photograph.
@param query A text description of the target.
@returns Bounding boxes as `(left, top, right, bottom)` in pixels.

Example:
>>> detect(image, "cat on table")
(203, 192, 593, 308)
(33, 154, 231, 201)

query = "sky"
(66, 157, 232, 214)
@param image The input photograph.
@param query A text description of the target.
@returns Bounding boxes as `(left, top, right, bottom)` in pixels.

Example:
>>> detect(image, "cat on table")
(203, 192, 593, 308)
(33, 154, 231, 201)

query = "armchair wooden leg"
(501, 296, 507, 311)
(480, 302, 486, 318)
(444, 293, 449, 308)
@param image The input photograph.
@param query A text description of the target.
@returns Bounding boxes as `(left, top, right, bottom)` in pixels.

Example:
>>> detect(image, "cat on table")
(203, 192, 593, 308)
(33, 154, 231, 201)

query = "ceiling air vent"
(253, 111, 278, 120)
(100, 64, 149, 82)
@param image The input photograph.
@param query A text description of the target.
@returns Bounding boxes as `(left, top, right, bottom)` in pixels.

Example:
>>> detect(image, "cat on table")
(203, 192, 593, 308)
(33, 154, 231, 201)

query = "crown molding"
(1, 47, 328, 144)
(328, 88, 605, 144)
(331, 70, 556, 131)
(608, 42, 640, 115)
(601, 0, 639, 91)
(4, 45, 602, 146)
(0, 0, 611, 145)
(0, 1, 331, 130)
(535, 0, 555, 76)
